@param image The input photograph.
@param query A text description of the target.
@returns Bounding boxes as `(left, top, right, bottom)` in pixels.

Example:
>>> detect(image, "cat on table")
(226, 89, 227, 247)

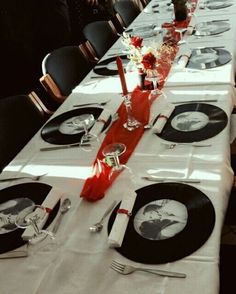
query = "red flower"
(130, 36, 143, 48)
(141, 52, 157, 70)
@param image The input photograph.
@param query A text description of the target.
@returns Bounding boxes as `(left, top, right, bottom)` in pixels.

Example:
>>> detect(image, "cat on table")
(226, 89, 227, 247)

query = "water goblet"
(175, 27, 187, 45)
(145, 70, 166, 99)
(15, 205, 56, 253)
(102, 143, 127, 180)
(72, 114, 100, 151)
(123, 94, 142, 131)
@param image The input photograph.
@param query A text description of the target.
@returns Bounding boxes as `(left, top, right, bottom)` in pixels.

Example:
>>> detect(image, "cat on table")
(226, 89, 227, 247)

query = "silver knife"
(40, 143, 91, 152)
(0, 250, 28, 259)
(172, 99, 218, 104)
(142, 176, 201, 183)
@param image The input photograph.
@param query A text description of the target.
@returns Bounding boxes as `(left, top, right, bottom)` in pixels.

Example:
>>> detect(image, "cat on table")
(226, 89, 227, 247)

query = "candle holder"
(123, 94, 142, 131)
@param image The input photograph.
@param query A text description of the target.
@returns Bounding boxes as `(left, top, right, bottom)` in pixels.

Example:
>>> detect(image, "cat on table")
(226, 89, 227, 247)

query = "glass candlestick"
(123, 94, 142, 131)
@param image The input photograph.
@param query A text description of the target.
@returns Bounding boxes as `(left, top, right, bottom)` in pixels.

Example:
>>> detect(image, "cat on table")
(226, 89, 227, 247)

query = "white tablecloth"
(0, 1, 235, 293)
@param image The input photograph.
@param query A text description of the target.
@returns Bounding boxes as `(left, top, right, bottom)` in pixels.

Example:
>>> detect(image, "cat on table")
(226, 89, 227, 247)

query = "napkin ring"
(44, 207, 53, 213)
(159, 114, 169, 120)
(97, 118, 106, 124)
(117, 208, 132, 216)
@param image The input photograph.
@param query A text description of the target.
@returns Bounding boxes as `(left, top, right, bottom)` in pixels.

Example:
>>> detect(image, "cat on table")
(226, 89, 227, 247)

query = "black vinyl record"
(206, 1, 233, 10)
(187, 48, 231, 70)
(108, 182, 215, 264)
(41, 107, 111, 145)
(0, 183, 60, 254)
(93, 55, 129, 76)
(157, 103, 228, 143)
(194, 21, 230, 36)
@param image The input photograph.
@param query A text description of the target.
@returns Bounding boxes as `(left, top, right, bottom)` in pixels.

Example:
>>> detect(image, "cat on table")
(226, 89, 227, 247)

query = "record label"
(133, 199, 188, 241)
(108, 183, 215, 264)
(157, 103, 228, 143)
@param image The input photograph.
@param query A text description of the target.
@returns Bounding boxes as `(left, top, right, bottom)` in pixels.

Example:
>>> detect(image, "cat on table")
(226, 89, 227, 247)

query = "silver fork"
(162, 142, 211, 149)
(110, 260, 186, 278)
(0, 173, 47, 182)
(73, 100, 110, 108)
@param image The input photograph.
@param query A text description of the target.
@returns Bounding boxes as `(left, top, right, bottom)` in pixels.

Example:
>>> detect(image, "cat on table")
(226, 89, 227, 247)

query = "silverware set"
(110, 260, 186, 278)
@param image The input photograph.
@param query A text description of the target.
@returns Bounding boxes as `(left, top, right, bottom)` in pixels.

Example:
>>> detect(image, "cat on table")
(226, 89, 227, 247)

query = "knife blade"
(40, 143, 91, 151)
(142, 176, 201, 183)
(172, 99, 218, 104)
(0, 250, 28, 259)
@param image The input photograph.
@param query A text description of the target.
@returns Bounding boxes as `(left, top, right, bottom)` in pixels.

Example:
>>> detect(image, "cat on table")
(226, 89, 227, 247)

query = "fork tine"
(111, 260, 125, 270)
(110, 264, 123, 273)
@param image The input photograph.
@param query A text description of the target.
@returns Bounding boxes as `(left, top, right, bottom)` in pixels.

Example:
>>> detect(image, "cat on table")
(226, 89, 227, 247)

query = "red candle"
(116, 57, 128, 96)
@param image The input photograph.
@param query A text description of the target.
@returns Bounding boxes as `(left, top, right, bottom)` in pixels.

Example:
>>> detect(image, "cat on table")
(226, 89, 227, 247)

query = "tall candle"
(116, 57, 128, 96)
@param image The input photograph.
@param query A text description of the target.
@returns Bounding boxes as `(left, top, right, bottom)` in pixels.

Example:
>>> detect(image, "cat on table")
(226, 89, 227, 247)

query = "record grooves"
(93, 55, 128, 76)
(157, 103, 228, 143)
(108, 183, 215, 264)
(41, 107, 111, 145)
(0, 183, 59, 254)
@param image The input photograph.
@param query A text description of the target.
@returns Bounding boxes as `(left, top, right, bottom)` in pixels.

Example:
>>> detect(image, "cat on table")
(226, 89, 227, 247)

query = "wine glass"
(102, 143, 127, 180)
(72, 114, 100, 151)
(145, 69, 166, 99)
(123, 94, 142, 131)
(15, 205, 56, 253)
(175, 28, 187, 45)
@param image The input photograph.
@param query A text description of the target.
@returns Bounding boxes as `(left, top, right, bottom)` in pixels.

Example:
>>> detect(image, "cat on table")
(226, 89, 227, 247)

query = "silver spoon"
(52, 198, 71, 234)
(89, 200, 117, 233)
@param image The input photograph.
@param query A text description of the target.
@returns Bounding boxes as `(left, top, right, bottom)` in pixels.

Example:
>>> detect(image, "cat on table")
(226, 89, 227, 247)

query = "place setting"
(192, 20, 230, 37)
(107, 181, 215, 266)
(40, 107, 112, 151)
(199, 0, 234, 10)
(156, 102, 228, 143)
(0, 183, 69, 257)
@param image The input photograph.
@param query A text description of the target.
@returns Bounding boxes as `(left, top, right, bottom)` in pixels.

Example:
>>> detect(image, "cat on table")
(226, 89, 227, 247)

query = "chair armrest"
(40, 74, 67, 103)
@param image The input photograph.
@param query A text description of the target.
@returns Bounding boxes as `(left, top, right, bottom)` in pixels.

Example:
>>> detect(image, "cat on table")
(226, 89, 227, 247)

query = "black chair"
(0, 95, 46, 171)
(113, 1, 141, 28)
(82, 20, 119, 60)
(40, 45, 93, 103)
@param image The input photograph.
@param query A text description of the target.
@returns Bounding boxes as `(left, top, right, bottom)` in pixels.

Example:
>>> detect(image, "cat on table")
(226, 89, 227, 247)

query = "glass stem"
(124, 95, 136, 126)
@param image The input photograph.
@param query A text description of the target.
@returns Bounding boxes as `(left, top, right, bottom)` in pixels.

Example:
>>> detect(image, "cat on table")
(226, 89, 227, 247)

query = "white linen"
(21, 188, 63, 240)
(89, 109, 111, 136)
(175, 49, 192, 69)
(108, 189, 137, 247)
(0, 2, 235, 294)
(152, 102, 175, 134)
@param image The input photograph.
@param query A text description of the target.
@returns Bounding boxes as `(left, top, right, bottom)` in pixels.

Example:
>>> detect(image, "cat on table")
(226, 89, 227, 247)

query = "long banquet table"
(0, 0, 236, 293)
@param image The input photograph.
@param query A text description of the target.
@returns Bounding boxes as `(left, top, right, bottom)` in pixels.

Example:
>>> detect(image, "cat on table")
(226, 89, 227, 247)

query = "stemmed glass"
(123, 94, 142, 131)
(15, 205, 56, 252)
(145, 69, 166, 99)
(72, 114, 100, 151)
(102, 143, 127, 180)
(175, 28, 187, 45)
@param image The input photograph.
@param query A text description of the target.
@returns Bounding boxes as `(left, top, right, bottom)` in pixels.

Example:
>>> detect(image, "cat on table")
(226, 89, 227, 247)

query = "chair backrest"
(41, 45, 93, 100)
(0, 95, 45, 171)
(82, 20, 119, 60)
(113, 1, 141, 28)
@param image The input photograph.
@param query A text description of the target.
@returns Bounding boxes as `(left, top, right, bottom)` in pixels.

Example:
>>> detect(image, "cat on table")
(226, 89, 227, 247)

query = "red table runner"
(80, 7, 195, 201)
